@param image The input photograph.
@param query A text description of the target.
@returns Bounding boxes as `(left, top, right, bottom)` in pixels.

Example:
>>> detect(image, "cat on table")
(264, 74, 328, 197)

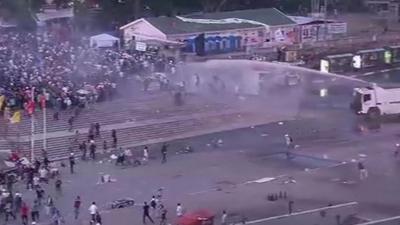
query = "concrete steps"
(20, 111, 257, 160)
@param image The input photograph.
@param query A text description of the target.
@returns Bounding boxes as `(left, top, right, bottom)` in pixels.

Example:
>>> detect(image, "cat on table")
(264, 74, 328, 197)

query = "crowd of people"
(0, 30, 176, 115)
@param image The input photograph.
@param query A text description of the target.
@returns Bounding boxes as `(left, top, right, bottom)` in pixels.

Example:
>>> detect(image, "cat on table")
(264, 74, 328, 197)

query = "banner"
(0, 95, 4, 110)
(27, 101, 35, 115)
(10, 111, 21, 124)
(40, 95, 46, 109)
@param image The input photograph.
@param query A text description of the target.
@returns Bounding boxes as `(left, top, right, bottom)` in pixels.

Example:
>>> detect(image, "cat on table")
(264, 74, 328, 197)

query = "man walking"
(74, 196, 81, 220)
(21, 202, 29, 225)
(143, 202, 154, 224)
(89, 202, 98, 222)
(161, 143, 168, 164)
(31, 200, 40, 222)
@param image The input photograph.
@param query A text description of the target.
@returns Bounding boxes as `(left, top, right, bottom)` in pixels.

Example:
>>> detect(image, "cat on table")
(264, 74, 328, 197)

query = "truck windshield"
(351, 92, 362, 112)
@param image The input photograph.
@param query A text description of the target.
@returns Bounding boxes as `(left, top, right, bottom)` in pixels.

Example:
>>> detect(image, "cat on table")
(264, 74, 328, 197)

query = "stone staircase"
(19, 111, 263, 160)
(4, 93, 231, 136)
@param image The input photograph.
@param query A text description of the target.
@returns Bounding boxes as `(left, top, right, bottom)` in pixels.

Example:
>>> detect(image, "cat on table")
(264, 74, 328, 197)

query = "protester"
(161, 144, 168, 164)
(74, 196, 81, 220)
(69, 153, 75, 174)
(143, 202, 154, 224)
(176, 203, 183, 217)
(89, 202, 98, 222)
(21, 202, 29, 225)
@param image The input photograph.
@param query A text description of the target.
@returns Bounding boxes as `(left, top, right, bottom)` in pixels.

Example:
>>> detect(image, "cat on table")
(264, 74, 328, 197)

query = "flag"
(10, 111, 21, 124)
(40, 95, 46, 109)
(0, 95, 5, 110)
(27, 101, 35, 115)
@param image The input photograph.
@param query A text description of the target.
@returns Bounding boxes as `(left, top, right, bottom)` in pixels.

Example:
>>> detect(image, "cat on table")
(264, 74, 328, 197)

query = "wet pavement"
(6, 73, 400, 225)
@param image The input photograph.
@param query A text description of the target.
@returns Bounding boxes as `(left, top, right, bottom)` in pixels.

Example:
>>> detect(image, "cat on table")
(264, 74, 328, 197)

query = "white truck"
(351, 83, 400, 118)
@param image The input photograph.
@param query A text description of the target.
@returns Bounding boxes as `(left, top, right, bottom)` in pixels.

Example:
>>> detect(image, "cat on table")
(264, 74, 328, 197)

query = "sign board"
(135, 42, 147, 51)
(327, 23, 347, 34)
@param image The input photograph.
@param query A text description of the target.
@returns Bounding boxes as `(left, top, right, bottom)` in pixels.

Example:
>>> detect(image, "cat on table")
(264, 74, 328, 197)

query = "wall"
(299, 22, 347, 43)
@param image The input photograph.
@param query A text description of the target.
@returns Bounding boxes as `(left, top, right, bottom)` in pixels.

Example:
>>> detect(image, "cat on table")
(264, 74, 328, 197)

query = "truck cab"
(351, 87, 377, 117)
(351, 83, 400, 119)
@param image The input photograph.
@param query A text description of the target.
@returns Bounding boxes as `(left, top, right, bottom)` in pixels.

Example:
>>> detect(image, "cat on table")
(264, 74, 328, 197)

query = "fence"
(231, 202, 360, 225)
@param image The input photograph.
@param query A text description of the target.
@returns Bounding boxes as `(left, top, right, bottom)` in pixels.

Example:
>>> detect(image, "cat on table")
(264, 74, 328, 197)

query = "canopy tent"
(90, 33, 120, 48)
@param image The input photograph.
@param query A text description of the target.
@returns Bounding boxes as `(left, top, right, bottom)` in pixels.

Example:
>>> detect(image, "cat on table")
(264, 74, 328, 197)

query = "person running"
(69, 153, 75, 174)
(74, 196, 81, 220)
(143, 202, 154, 224)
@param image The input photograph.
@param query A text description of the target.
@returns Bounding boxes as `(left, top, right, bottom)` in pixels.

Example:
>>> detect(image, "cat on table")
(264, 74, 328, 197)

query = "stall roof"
(358, 48, 385, 54)
(326, 53, 354, 58)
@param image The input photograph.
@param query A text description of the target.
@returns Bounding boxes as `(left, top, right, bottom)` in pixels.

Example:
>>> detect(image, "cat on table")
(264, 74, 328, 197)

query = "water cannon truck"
(351, 83, 400, 119)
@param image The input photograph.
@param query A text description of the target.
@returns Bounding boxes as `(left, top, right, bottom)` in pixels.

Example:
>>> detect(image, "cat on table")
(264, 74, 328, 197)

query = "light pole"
(30, 87, 35, 162)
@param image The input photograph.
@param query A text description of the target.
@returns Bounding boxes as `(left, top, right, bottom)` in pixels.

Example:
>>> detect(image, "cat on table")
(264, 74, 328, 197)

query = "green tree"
(2, 0, 36, 30)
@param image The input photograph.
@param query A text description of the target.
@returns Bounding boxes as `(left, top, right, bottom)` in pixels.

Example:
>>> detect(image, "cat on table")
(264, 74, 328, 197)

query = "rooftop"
(140, 8, 296, 35)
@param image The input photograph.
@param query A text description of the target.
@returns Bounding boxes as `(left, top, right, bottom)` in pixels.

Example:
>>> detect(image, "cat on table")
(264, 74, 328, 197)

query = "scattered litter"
(261, 133, 268, 137)
(206, 143, 211, 147)
(323, 154, 328, 159)
(156, 110, 160, 113)
(252, 177, 276, 183)
(250, 126, 255, 129)
(238, 96, 246, 101)
(278, 122, 284, 125)
(331, 178, 341, 182)
(294, 145, 300, 149)
(304, 168, 310, 172)
(359, 154, 367, 158)
(237, 114, 241, 118)
(97, 174, 117, 184)
(350, 159, 357, 162)
(342, 180, 356, 185)
(110, 154, 118, 160)
(98, 160, 103, 164)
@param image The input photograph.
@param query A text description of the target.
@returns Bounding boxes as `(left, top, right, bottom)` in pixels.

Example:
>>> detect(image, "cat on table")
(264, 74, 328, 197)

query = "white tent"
(90, 33, 120, 48)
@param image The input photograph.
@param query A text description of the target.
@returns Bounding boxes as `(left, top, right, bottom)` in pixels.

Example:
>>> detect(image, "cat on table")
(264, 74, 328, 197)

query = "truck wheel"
(367, 108, 380, 120)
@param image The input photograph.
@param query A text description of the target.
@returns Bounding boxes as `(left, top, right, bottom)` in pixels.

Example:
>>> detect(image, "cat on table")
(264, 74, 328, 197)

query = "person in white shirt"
(39, 168, 48, 183)
(143, 146, 149, 163)
(221, 210, 227, 225)
(33, 176, 40, 189)
(176, 203, 183, 217)
(89, 202, 98, 222)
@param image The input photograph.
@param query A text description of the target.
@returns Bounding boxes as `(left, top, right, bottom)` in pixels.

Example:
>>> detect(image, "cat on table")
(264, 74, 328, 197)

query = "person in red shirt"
(21, 202, 29, 225)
